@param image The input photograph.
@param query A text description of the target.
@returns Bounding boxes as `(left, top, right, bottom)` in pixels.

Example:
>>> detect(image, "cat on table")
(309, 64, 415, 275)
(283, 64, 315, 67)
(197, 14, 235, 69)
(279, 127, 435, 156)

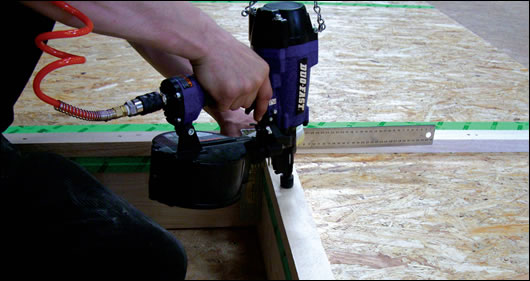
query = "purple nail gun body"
(148, 1, 319, 208)
(250, 1, 319, 187)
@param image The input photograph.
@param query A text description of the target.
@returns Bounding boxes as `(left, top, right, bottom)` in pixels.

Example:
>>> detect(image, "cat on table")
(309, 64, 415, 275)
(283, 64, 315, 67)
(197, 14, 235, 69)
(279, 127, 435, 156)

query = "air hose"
(33, 1, 163, 121)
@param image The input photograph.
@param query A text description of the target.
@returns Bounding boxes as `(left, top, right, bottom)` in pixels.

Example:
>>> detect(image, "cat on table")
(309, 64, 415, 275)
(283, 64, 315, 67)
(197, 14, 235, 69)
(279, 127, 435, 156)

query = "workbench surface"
(11, 1, 528, 280)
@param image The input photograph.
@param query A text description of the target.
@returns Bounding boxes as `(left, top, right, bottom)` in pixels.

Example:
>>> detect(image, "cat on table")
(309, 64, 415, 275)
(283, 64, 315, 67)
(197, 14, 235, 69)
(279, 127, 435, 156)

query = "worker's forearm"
(128, 41, 193, 78)
(21, 1, 220, 61)
(21, 1, 273, 121)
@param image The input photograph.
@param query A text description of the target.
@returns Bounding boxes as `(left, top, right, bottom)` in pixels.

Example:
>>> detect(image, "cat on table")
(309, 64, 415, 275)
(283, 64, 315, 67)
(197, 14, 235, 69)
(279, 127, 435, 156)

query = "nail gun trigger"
(245, 101, 257, 115)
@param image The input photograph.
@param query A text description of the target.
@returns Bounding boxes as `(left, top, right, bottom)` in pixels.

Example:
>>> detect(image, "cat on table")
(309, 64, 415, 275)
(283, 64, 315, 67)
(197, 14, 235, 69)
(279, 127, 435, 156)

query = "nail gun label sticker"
(297, 58, 308, 114)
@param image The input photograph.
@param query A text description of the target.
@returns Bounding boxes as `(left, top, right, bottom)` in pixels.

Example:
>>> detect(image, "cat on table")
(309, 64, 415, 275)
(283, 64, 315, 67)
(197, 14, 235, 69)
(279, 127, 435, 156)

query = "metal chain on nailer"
(241, 1, 326, 33)
(241, 1, 258, 16)
(313, 1, 326, 32)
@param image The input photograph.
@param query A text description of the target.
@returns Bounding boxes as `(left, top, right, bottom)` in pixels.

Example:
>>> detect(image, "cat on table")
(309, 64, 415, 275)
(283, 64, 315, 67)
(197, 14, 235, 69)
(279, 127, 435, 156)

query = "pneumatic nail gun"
(127, 2, 319, 208)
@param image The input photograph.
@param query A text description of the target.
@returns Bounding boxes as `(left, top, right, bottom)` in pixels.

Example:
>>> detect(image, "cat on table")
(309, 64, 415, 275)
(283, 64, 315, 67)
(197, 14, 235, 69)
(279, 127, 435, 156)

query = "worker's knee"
(2, 151, 188, 279)
(150, 233, 188, 280)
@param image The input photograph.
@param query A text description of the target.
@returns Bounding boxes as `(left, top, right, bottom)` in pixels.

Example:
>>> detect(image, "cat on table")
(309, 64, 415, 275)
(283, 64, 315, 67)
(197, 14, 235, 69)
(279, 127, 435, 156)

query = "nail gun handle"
(160, 75, 214, 127)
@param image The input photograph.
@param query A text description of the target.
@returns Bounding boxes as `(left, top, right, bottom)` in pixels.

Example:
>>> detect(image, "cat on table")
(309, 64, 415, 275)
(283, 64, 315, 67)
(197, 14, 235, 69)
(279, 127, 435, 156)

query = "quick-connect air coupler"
(124, 92, 166, 117)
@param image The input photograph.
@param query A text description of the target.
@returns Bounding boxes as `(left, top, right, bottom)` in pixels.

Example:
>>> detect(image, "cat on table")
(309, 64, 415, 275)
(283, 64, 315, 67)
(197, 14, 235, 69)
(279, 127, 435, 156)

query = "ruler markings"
(300, 125, 435, 148)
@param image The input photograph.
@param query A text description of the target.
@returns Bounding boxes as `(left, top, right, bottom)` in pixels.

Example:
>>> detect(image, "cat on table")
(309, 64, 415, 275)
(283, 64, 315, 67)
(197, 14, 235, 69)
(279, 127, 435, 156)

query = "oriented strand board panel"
(173, 228, 267, 280)
(8, 1, 529, 280)
(12, 2, 528, 126)
(296, 153, 529, 280)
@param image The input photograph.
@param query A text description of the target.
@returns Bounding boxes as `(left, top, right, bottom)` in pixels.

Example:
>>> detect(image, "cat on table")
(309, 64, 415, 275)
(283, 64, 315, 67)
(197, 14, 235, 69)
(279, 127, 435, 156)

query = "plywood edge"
(257, 187, 292, 280)
(5, 132, 156, 157)
(257, 164, 334, 280)
(6, 130, 528, 156)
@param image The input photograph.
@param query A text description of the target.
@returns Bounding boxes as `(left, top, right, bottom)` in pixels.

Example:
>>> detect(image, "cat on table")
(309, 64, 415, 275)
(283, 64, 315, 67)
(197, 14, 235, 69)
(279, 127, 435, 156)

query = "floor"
(429, 1, 529, 67)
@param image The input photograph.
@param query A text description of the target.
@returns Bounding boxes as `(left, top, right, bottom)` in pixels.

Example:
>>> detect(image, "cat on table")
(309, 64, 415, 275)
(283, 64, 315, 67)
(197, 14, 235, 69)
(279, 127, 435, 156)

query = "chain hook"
(241, 1, 257, 17)
(313, 1, 326, 32)
(241, 1, 325, 33)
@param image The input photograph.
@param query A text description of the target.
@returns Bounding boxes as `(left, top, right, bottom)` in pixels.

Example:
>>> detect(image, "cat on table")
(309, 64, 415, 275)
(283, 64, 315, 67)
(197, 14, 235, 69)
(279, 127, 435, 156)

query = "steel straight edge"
(4, 129, 529, 156)
(298, 130, 529, 153)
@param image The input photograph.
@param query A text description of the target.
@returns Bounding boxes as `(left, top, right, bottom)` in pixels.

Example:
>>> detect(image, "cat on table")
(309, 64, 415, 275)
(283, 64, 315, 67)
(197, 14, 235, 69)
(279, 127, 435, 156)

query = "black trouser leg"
(1, 134, 187, 280)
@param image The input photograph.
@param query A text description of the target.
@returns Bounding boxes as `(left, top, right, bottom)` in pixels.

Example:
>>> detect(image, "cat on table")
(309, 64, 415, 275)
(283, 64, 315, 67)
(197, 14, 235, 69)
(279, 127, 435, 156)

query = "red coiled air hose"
(33, 1, 114, 121)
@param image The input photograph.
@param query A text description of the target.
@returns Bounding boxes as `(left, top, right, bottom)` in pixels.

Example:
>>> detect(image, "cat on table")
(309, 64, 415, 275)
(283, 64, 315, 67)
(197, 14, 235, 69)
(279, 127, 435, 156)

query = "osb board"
(296, 153, 529, 280)
(12, 1, 528, 126)
(10, 2, 529, 280)
(172, 228, 266, 280)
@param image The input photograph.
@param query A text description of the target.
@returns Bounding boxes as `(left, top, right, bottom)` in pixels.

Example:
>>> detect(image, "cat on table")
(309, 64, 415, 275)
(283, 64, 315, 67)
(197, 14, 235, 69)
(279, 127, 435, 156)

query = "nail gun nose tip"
(280, 174, 294, 188)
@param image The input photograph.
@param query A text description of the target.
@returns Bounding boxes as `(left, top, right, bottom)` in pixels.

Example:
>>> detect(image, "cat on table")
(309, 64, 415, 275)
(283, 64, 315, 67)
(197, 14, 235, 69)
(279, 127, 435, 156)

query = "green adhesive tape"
(5, 123, 219, 134)
(304, 121, 529, 130)
(5, 121, 528, 173)
(192, 1, 435, 9)
(72, 156, 151, 174)
(5, 122, 528, 134)
(262, 175, 293, 280)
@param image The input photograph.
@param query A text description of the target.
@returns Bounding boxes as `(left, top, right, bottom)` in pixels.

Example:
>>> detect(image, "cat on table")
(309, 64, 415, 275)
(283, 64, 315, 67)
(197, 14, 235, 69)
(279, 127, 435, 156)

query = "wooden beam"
(93, 162, 334, 279)
(95, 164, 335, 280)
(6, 132, 158, 157)
(94, 172, 252, 229)
(258, 165, 334, 280)
(5, 129, 528, 156)
(6, 131, 334, 279)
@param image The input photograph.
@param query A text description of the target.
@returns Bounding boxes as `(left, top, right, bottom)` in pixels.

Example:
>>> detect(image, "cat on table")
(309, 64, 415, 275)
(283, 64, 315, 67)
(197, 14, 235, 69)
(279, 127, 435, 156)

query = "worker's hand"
(128, 41, 263, 134)
(205, 107, 256, 137)
(190, 28, 272, 122)
(24, 1, 272, 120)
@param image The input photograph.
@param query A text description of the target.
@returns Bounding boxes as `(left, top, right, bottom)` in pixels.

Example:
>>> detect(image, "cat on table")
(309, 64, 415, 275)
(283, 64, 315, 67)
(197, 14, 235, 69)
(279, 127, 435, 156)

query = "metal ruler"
(299, 125, 435, 148)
